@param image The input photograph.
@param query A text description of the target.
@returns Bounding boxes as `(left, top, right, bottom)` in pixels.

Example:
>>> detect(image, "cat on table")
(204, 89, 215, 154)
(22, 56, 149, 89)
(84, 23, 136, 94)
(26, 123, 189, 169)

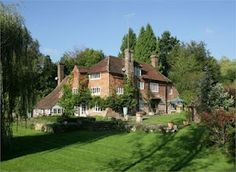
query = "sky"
(4, 0, 236, 62)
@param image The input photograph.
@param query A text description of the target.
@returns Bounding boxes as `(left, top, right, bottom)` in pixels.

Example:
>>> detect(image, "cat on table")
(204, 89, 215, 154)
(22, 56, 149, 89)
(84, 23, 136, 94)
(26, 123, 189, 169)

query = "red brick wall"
(88, 72, 110, 98)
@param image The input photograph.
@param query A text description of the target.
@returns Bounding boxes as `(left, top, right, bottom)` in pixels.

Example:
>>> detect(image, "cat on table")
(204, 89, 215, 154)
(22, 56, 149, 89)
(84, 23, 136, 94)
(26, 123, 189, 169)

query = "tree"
(1, 3, 40, 158)
(199, 67, 215, 112)
(120, 78, 137, 113)
(219, 57, 236, 85)
(36, 55, 57, 98)
(61, 48, 105, 75)
(207, 83, 234, 110)
(169, 44, 203, 104)
(119, 28, 136, 57)
(58, 85, 75, 116)
(134, 24, 157, 63)
(157, 31, 179, 76)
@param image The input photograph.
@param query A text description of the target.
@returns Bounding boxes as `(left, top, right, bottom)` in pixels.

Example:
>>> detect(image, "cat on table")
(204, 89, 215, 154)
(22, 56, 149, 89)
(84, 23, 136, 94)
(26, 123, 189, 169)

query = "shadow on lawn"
(3, 130, 120, 161)
(108, 125, 209, 171)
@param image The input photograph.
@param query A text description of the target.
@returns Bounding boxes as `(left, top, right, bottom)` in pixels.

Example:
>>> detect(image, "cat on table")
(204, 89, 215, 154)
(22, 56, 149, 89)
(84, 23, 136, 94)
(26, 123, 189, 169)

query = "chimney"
(124, 49, 134, 79)
(57, 62, 64, 85)
(151, 54, 158, 69)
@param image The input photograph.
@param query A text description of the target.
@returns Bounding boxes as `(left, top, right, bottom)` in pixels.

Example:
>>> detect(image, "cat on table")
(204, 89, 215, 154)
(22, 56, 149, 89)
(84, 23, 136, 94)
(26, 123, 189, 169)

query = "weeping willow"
(0, 3, 39, 160)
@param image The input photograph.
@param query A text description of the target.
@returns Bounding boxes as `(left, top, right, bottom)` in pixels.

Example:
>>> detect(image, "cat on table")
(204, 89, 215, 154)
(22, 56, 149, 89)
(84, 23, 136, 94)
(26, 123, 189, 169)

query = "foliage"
(119, 28, 136, 57)
(200, 110, 235, 157)
(58, 85, 75, 116)
(73, 88, 92, 107)
(198, 67, 215, 112)
(169, 44, 203, 104)
(157, 31, 179, 76)
(120, 78, 137, 112)
(207, 83, 234, 110)
(134, 24, 157, 63)
(35, 55, 57, 98)
(0, 3, 41, 157)
(60, 48, 105, 75)
(219, 57, 236, 85)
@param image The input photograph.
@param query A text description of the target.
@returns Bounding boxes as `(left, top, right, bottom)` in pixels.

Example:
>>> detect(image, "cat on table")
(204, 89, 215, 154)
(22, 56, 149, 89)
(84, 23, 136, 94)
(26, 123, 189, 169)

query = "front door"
(80, 104, 87, 117)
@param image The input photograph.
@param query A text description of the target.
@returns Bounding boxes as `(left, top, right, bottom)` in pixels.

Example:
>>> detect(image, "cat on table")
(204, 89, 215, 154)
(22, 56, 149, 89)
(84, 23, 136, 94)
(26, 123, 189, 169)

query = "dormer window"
(89, 73, 101, 80)
(134, 67, 141, 77)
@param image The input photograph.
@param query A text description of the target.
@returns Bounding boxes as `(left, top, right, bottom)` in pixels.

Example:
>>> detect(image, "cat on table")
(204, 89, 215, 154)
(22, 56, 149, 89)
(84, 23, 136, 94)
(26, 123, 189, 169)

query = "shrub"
(200, 109, 235, 156)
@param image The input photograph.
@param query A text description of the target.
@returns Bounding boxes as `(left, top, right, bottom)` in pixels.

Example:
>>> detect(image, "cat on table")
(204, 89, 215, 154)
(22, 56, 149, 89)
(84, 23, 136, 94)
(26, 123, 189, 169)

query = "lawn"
(1, 122, 235, 171)
(143, 112, 187, 125)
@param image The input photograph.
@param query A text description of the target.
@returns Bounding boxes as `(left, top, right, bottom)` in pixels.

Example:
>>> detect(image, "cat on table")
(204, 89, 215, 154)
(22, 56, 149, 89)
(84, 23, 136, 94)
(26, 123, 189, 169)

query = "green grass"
(143, 112, 187, 125)
(1, 124, 235, 172)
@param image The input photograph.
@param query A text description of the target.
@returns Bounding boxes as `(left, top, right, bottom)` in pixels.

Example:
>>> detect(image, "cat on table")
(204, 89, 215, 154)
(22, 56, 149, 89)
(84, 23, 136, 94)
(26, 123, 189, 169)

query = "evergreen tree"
(134, 24, 157, 63)
(199, 67, 215, 112)
(119, 28, 136, 57)
(157, 31, 179, 76)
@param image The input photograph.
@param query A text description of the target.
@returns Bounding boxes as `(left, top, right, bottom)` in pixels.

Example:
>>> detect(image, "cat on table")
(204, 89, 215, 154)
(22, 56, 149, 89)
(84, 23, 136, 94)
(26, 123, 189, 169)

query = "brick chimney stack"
(124, 49, 134, 79)
(57, 62, 64, 85)
(150, 54, 158, 69)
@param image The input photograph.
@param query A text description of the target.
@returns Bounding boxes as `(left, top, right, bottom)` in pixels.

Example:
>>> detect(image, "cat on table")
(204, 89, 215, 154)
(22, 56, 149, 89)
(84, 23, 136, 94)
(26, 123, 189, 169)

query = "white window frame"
(89, 73, 101, 80)
(91, 87, 101, 95)
(169, 88, 173, 95)
(150, 82, 159, 93)
(139, 82, 144, 90)
(94, 104, 102, 112)
(72, 88, 78, 94)
(117, 87, 124, 95)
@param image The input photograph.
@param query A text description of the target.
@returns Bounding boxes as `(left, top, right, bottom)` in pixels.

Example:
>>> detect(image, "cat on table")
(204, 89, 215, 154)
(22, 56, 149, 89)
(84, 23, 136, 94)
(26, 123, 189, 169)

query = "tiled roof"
(35, 76, 69, 109)
(140, 63, 171, 82)
(79, 67, 89, 73)
(88, 56, 170, 82)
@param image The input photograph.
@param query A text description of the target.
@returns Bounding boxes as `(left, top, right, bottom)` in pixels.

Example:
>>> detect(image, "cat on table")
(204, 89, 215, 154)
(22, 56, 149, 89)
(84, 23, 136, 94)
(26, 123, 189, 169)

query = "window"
(58, 109, 61, 114)
(117, 87, 124, 95)
(89, 73, 101, 80)
(91, 87, 101, 95)
(94, 105, 102, 112)
(139, 82, 144, 90)
(72, 88, 78, 94)
(53, 109, 57, 113)
(169, 88, 173, 95)
(139, 100, 144, 110)
(134, 67, 141, 77)
(150, 82, 159, 92)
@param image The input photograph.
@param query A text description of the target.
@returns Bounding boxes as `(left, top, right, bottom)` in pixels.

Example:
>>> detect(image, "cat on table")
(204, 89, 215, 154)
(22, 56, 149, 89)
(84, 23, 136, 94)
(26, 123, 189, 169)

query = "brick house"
(33, 49, 179, 117)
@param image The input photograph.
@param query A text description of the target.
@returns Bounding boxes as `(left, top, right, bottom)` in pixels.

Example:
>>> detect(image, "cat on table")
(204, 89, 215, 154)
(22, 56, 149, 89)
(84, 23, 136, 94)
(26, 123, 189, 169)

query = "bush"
(57, 116, 96, 124)
(200, 109, 235, 156)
